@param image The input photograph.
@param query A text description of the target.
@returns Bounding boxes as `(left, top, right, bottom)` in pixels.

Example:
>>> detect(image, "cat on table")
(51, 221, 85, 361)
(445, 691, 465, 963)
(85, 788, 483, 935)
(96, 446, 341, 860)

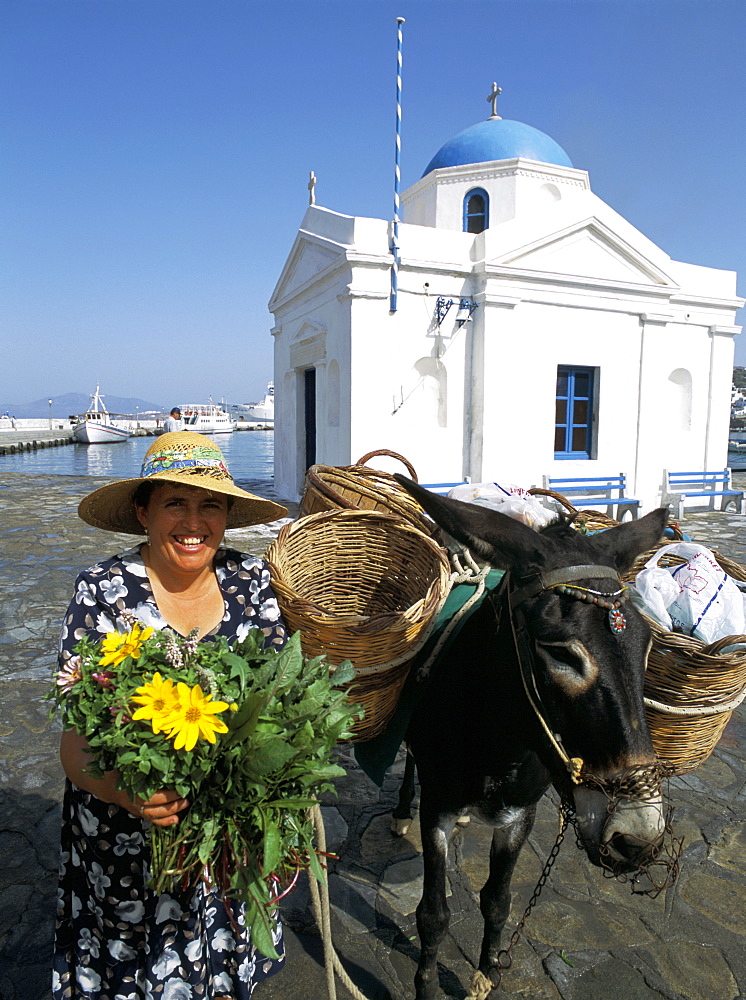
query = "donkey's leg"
(478, 804, 536, 986)
(391, 747, 417, 836)
(414, 801, 459, 1000)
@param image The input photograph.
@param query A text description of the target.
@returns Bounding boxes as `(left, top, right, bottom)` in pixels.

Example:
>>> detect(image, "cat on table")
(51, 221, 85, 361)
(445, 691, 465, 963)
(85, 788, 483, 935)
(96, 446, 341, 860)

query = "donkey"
(391, 476, 670, 1000)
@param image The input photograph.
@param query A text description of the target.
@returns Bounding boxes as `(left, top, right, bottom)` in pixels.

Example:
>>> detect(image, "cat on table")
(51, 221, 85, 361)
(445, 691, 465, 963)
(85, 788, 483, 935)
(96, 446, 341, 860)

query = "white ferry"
(180, 402, 236, 434)
(243, 382, 274, 426)
(71, 386, 131, 444)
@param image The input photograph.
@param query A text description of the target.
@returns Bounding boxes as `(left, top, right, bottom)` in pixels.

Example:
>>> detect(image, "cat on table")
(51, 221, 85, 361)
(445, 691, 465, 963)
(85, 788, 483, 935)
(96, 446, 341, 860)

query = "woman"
(54, 432, 289, 1000)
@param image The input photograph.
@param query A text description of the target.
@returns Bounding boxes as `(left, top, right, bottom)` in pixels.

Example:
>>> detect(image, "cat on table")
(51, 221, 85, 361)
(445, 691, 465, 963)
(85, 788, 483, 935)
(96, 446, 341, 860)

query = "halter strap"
(510, 563, 621, 609)
(507, 563, 624, 786)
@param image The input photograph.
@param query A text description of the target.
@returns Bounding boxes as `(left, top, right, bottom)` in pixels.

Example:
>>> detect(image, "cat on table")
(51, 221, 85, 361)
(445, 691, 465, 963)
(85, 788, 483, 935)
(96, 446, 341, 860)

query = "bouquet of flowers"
(49, 616, 361, 959)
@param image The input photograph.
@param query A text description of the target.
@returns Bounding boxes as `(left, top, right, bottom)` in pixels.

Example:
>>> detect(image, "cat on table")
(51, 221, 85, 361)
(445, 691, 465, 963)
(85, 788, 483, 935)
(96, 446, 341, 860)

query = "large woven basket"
(300, 449, 437, 538)
(265, 508, 451, 742)
(623, 542, 746, 774)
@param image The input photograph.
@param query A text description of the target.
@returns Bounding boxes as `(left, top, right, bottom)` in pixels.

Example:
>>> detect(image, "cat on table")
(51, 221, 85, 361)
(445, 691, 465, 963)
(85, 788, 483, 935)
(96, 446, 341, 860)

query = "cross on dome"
(487, 81, 502, 120)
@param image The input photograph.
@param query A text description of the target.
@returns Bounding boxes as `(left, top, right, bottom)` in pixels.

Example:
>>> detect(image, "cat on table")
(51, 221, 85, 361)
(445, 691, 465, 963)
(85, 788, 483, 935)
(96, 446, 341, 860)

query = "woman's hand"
(130, 789, 190, 827)
(60, 730, 189, 826)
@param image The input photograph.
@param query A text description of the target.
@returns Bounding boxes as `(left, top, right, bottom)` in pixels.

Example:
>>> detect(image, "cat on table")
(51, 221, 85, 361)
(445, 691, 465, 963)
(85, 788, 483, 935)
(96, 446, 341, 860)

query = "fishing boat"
(71, 386, 130, 444)
(243, 382, 274, 426)
(180, 402, 236, 434)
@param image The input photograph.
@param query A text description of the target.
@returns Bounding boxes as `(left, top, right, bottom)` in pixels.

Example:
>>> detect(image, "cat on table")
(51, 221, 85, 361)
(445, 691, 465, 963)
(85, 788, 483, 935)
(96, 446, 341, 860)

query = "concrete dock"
(0, 429, 74, 455)
(0, 469, 744, 1000)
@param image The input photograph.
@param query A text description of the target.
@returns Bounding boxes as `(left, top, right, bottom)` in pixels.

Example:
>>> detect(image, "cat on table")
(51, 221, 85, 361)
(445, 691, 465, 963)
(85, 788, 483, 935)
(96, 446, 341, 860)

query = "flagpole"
(390, 16, 405, 313)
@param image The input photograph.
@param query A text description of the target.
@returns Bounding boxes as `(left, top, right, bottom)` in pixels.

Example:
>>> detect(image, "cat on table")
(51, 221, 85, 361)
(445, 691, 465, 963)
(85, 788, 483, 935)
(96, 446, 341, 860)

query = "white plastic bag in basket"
(630, 542, 745, 643)
(447, 482, 557, 530)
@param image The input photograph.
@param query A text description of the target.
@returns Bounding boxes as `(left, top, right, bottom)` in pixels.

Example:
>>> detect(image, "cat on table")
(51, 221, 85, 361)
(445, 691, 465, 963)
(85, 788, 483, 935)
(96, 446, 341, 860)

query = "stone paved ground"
(1, 470, 744, 1000)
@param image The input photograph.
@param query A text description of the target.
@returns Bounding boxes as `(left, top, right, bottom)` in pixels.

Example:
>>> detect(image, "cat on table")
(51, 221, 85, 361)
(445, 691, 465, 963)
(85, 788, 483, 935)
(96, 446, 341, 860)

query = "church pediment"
(270, 238, 341, 308)
(496, 220, 676, 287)
(291, 319, 326, 344)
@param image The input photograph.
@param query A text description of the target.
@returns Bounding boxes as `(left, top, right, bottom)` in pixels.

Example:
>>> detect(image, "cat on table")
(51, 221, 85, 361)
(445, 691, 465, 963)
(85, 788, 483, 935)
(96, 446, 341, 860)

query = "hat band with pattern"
(141, 443, 232, 481)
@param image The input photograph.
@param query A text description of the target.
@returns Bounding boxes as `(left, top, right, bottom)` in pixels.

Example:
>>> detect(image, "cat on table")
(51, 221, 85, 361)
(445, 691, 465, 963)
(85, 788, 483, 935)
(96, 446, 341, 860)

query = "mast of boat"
(90, 385, 106, 414)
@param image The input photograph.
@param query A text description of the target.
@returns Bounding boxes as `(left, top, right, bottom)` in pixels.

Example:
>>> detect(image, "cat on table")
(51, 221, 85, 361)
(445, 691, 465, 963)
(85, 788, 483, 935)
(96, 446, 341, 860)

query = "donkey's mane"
(536, 515, 597, 545)
(537, 513, 575, 536)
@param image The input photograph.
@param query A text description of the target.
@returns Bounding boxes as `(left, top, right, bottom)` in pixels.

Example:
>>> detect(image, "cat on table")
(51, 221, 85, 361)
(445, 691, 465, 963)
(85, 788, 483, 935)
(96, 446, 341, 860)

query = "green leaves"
(226, 692, 265, 745)
(50, 624, 362, 952)
(261, 819, 282, 875)
(247, 737, 297, 777)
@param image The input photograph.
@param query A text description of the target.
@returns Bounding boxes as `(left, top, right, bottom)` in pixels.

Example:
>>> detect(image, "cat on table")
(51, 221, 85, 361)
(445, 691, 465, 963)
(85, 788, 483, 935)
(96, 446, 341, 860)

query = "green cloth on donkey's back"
(354, 567, 505, 786)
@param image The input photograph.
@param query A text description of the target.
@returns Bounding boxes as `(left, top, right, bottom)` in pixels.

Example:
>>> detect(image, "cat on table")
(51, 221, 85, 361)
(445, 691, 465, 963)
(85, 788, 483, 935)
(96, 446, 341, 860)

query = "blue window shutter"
(555, 366, 595, 459)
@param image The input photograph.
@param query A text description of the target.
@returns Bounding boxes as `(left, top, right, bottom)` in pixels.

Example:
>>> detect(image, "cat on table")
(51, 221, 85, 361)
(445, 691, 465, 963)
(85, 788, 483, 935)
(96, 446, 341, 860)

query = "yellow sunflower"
(99, 622, 154, 667)
(131, 672, 179, 734)
(164, 682, 230, 752)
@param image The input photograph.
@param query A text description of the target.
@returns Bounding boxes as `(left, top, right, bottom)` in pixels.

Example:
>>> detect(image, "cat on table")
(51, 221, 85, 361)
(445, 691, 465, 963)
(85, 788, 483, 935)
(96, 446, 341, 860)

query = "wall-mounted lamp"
(455, 298, 478, 326)
(435, 296, 452, 326)
(435, 296, 477, 327)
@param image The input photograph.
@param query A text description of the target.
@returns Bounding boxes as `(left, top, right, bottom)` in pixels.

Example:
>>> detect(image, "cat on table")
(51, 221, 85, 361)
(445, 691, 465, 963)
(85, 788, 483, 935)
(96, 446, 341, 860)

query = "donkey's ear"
(393, 475, 552, 570)
(588, 507, 669, 574)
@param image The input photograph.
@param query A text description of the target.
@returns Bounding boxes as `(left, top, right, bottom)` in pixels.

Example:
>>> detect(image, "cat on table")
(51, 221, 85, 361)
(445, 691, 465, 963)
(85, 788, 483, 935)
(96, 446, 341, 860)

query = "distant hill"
(0, 393, 165, 418)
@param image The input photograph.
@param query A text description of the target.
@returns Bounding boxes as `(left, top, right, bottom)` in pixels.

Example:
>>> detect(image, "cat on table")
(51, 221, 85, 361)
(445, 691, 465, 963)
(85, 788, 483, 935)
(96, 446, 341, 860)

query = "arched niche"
(538, 182, 562, 204)
(667, 368, 692, 432)
(414, 357, 447, 427)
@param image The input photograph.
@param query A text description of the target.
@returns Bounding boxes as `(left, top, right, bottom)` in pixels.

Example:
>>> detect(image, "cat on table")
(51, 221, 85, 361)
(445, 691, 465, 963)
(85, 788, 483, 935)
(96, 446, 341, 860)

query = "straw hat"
(78, 431, 288, 535)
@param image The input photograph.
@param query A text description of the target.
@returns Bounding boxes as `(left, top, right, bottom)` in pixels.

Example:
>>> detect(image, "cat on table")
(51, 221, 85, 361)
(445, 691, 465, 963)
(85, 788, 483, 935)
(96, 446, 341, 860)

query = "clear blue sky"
(3, 0, 745, 408)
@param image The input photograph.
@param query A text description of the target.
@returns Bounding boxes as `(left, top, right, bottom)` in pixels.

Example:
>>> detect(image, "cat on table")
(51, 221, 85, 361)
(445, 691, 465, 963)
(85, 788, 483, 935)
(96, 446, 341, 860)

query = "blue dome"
(422, 118, 573, 177)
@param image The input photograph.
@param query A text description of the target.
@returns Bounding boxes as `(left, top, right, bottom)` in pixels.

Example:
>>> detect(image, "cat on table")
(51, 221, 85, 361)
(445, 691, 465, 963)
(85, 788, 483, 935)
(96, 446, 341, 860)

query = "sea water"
(1, 431, 278, 496)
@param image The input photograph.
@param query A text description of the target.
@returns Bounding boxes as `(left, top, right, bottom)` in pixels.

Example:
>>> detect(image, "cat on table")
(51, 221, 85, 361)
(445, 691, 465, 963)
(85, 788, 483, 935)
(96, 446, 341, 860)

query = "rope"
(644, 684, 746, 715)
(413, 549, 490, 680)
(309, 803, 371, 1000)
(467, 969, 495, 999)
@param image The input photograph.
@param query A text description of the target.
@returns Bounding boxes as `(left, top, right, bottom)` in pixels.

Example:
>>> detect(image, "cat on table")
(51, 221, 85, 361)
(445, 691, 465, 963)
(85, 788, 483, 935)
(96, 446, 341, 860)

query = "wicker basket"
(265, 508, 451, 742)
(527, 487, 688, 541)
(300, 449, 438, 538)
(527, 487, 626, 533)
(623, 542, 746, 774)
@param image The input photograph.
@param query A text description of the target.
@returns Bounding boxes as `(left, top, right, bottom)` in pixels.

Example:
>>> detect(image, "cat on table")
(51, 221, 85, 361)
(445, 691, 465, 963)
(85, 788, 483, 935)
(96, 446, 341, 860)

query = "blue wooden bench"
(541, 473, 640, 520)
(419, 481, 469, 496)
(663, 470, 745, 519)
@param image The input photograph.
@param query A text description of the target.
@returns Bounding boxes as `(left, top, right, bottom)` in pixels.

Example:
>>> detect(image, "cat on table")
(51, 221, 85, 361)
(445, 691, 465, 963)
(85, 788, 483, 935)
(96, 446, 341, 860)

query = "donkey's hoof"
(456, 814, 471, 827)
(391, 817, 411, 837)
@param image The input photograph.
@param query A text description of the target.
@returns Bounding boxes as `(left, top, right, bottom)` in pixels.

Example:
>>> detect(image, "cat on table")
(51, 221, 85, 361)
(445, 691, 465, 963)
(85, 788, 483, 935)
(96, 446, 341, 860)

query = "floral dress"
(53, 546, 287, 1000)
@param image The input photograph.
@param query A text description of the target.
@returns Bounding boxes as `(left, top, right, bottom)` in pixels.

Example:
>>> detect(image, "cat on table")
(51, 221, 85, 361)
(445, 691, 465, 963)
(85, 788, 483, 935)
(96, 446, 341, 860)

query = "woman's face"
(135, 483, 228, 579)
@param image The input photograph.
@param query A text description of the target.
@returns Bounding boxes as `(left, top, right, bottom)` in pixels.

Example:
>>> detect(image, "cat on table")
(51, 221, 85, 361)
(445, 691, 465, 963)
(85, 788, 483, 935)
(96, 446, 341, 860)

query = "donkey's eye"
(535, 639, 583, 668)
(534, 639, 598, 692)
(536, 642, 578, 668)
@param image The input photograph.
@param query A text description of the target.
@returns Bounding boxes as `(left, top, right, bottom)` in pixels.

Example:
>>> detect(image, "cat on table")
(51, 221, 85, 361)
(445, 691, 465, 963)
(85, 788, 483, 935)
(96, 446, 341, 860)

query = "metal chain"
(490, 805, 571, 990)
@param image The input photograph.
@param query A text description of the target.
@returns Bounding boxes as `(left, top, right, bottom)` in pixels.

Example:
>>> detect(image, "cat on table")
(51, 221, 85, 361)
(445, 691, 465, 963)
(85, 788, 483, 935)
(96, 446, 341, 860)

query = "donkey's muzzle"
(605, 829, 664, 866)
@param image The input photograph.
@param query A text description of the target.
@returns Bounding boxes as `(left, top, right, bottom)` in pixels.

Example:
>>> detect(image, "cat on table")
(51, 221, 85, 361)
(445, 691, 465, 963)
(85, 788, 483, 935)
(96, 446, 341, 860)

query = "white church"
(268, 90, 743, 511)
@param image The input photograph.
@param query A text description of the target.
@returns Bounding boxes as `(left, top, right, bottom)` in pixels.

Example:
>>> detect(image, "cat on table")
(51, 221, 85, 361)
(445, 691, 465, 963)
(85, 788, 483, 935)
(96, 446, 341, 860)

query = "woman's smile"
(174, 535, 207, 550)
